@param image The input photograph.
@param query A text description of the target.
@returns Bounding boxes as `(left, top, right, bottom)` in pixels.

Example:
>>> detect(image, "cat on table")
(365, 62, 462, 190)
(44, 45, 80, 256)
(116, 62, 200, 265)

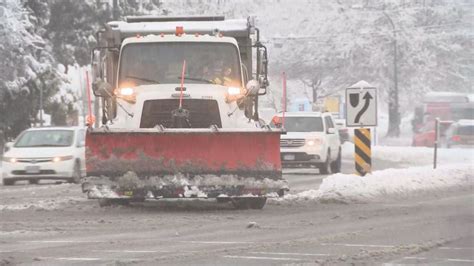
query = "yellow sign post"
(354, 128, 372, 176)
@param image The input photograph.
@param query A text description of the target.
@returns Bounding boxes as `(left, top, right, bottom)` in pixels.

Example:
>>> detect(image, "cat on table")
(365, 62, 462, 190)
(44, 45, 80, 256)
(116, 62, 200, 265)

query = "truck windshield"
(119, 42, 241, 87)
(272, 117, 324, 132)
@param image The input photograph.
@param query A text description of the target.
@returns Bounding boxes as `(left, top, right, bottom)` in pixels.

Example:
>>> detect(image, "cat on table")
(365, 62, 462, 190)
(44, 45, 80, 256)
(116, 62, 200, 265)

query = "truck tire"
(98, 198, 130, 207)
(249, 198, 267, 209)
(330, 149, 342, 173)
(319, 150, 331, 175)
(70, 161, 82, 184)
(3, 178, 14, 186)
(232, 198, 250, 210)
(232, 198, 267, 210)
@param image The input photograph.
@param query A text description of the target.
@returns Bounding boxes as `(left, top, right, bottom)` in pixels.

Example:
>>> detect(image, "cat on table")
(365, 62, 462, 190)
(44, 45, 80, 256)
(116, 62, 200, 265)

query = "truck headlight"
(115, 87, 136, 103)
(227, 86, 242, 96)
(52, 156, 74, 163)
(306, 139, 322, 146)
(2, 157, 17, 163)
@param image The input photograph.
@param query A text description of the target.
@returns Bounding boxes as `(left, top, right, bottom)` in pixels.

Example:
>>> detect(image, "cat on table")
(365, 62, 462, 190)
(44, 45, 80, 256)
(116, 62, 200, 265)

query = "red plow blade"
(85, 128, 282, 180)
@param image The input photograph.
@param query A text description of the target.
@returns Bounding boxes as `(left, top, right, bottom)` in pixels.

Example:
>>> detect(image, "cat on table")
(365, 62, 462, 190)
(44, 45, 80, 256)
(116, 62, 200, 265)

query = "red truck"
(411, 92, 473, 147)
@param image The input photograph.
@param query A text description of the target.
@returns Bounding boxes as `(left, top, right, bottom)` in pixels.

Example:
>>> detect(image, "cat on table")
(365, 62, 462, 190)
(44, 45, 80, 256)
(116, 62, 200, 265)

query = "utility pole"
(384, 11, 400, 137)
(39, 85, 43, 127)
(113, 0, 119, 20)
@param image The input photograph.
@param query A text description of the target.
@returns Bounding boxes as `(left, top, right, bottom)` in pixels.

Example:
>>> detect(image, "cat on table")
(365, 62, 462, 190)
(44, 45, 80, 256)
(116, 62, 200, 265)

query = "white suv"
(272, 112, 342, 174)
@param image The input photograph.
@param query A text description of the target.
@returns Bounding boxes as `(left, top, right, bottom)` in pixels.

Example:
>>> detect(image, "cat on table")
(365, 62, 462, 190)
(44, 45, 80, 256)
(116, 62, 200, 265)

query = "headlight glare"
(306, 139, 322, 146)
(227, 86, 242, 96)
(119, 87, 134, 96)
(52, 155, 74, 163)
(115, 87, 136, 103)
(3, 157, 17, 163)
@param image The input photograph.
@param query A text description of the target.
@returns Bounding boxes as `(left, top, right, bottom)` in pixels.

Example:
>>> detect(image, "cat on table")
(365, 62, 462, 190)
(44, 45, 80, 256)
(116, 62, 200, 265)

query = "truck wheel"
(3, 178, 15, 186)
(319, 150, 331, 175)
(98, 199, 130, 207)
(232, 198, 250, 210)
(70, 161, 82, 184)
(249, 198, 267, 209)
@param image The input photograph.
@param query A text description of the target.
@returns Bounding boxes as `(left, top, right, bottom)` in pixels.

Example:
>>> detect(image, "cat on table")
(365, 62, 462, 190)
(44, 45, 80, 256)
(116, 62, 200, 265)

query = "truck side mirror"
(246, 80, 260, 96)
(257, 48, 269, 95)
(92, 79, 113, 98)
(327, 128, 336, 134)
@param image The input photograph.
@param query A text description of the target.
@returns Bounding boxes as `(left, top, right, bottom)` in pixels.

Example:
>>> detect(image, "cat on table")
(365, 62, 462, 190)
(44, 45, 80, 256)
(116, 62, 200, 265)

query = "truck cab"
(91, 16, 269, 129)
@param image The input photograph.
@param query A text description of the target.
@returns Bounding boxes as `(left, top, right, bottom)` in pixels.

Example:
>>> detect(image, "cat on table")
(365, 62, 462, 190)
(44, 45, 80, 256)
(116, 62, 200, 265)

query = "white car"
(272, 112, 342, 174)
(2, 127, 86, 185)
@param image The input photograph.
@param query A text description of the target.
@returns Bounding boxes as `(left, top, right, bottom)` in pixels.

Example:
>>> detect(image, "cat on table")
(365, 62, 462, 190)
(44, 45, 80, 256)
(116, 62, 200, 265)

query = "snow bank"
(0, 196, 86, 211)
(342, 142, 474, 166)
(276, 164, 473, 203)
(372, 146, 474, 166)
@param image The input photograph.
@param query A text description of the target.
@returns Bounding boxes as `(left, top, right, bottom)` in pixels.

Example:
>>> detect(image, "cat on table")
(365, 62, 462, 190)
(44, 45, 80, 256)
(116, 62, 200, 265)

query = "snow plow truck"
(81, 16, 287, 209)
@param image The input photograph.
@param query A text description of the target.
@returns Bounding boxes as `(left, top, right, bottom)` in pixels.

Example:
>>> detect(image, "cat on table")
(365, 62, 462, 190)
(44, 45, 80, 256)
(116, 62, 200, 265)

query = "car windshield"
(118, 42, 241, 87)
(458, 125, 474, 135)
(15, 130, 75, 147)
(273, 117, 324, 132)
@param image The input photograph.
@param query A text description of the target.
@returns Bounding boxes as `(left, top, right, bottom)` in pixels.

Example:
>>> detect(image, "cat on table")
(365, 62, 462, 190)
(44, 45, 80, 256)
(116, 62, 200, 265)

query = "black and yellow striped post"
(354, 128, 371, 176)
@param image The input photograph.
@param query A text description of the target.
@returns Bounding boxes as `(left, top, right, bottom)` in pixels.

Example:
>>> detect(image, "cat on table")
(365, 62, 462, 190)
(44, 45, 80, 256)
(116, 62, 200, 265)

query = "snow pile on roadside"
(372, 146, 474, 166)
(342, 142, 474, 166)
(277, 164, 473, 203)
(0, 196, 86, 211)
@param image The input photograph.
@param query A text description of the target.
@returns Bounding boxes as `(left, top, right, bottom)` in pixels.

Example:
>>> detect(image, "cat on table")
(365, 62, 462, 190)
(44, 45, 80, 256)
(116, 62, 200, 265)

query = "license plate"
(25, 165, 40, 174)
(283, 154, 295, 161)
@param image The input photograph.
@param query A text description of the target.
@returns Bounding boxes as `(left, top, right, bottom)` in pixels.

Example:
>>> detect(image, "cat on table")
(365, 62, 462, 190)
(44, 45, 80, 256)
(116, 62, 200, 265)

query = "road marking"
(181, 241, 251, 244)
(40, 257, 101, 261)
(446, 259, 474, 263)
(21, 240, 105, 243)
(440, 247, 474, 250)
(93, 250, 167, 253)
(224, 255, 303, 261)
(404, 257, 474, 263)
(403, 257, 426, 260)
(250, 252, 330, 257)
(321, 243, 394, 248)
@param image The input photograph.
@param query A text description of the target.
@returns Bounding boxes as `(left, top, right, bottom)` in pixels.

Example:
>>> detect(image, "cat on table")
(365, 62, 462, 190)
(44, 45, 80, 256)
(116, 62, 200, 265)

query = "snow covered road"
(0, 146, 473, 265)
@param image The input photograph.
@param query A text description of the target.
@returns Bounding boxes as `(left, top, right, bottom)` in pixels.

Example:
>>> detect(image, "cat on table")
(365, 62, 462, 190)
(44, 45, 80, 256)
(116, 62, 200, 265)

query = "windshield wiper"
(126, 75, 160, 84)
(179, 76, 214, 84)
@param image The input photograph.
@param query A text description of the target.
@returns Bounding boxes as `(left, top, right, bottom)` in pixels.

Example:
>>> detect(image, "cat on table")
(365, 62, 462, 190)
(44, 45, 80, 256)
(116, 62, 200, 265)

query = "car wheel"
(3, 178, 15, 186)
(330, 148, 342, 173)
(319, 150, 331, 175)
(71, 161, 82, 184)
